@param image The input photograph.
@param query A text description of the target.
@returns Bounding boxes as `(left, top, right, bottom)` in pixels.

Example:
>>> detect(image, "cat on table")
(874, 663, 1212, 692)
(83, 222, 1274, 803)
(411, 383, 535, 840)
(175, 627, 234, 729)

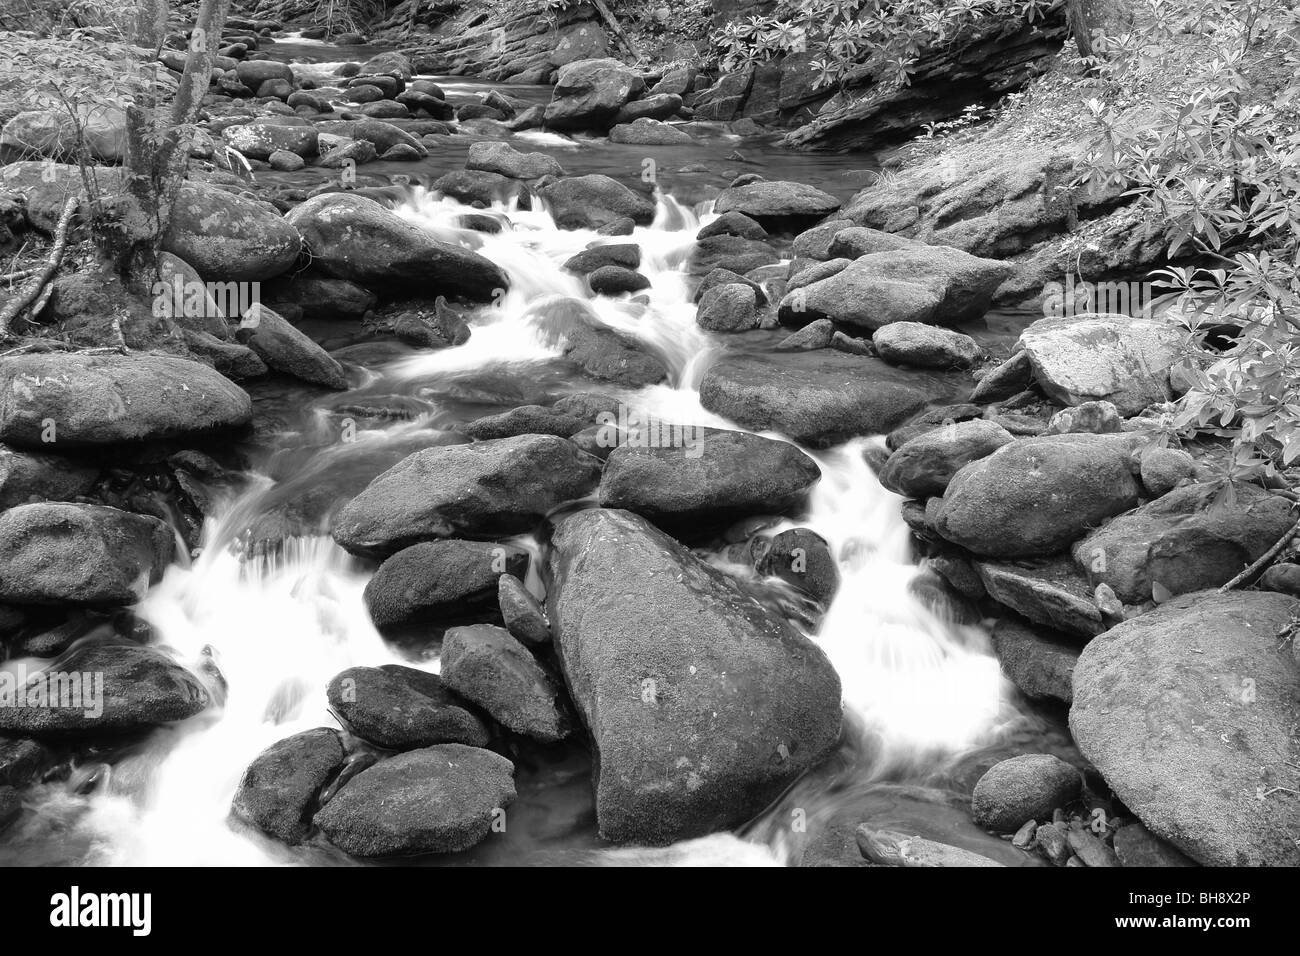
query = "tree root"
(0, 195, 78, 339)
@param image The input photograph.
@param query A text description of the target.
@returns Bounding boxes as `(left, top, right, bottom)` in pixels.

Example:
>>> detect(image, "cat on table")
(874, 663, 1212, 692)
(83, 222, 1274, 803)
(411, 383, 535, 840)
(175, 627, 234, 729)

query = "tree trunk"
(1066, 0, 1135, 57)
(116, 0, 233, 289)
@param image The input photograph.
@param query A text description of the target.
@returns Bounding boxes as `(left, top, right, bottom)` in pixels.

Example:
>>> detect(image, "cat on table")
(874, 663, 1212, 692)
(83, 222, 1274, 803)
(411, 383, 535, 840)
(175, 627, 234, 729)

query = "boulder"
(1138, 446, 1198, 496)
(0, 106, 127, 163)
(332, 434, 602, 557)
(587, 265, 650, 295)
(696, 282, 759, 331)
(543, 58, 644, 131)
(326, 665, 489, 749)
(608, 118, 692, 145)
(872, 322, 982, 369)
(932, 435, 1141, 557)
(223, 122, 318, 160)
(235, 59, 293, 88)
(440, 624, 570, 743)
(1044, 400, 1122, 435)
(529, 296, 668, 387)
(537, 175, 656, 230)
(756, 527, 840, 603)
(612, 93, 683, 123)
(1071, 482, 1296, 604)
(1019, 313, 1187, 414)
(791, 218, 856, 259)
(264, 274, 376, 321)
(548, 22, 609, 66)
(498, 574, 551, 646)
(431, 169, 529, 207)
(775, 318, 834, 351)
(598, 427, 820, 526)
(1112, 822, 1198, 867)
(562, 243, 640, 274)
(697, 211, 767, 241)
(779, 246, 1011, 330)
(712, 180, 841, 228)
(699, 350, 931, 448)
(163, 182, 301, 281)
(827, 226, 921, 259)
(465, 141, 564, 180)
(0, 503, 173, 606)
(0, 351, 248, 447)
(267, 149, 305, 172)
(975, 556, 1105, 638)
(314, 744, 515, 856)
(1070, 590, 1300, 865)
(548, 508, 842, 844)
(231, 728, 346, 843)
(877, 419, 1014, 499)
(0, 642, 208, 735)
(362, 539, 528, 629)
(285, 193, 506, 300)
(359, 51, 413, 79)
(990, 618, 1079, 704)
(686, 235, 776, 276)
(0, 444, 98, 509)
(239, 304, 348, 389)
(971, 754, 1082, 832)
(314, 118, 426, 157)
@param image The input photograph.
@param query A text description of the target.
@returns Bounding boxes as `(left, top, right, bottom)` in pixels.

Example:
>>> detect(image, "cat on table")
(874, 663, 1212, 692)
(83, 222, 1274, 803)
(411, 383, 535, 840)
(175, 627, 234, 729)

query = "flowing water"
(0, 41, 1065, 867)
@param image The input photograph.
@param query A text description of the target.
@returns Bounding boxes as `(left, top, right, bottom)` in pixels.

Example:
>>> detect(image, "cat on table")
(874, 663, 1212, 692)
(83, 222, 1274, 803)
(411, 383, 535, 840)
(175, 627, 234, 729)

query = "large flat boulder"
(285, 193, 507, 300)
(1071, 591, 1300, 866)
(778, 246, 1011, 330)
(0, 352, 251, 447)
(699, 350, 933, 448)
(712, 180, 841, 228)
(332, 434, 602, 557)
(598, 427, 820, 526)
(1019, 313, 1187, 414)
(548, 508, 842, 844)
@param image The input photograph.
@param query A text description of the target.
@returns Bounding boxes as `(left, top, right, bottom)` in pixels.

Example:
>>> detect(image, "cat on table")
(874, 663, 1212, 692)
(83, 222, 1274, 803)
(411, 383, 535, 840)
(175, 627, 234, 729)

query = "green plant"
(1078, 0, 1300, 481)
(715, 0, 1057, 94)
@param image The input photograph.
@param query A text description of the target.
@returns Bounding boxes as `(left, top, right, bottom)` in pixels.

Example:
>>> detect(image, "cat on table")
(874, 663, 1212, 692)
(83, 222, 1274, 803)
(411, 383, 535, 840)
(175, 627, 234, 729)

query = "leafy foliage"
(1078, 0, 1300, 480)
(715, 0, 1057, 92)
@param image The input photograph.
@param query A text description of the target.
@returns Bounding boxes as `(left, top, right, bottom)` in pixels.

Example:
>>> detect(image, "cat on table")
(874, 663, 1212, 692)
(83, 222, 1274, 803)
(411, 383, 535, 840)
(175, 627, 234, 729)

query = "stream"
(0, 36, 1069, 867)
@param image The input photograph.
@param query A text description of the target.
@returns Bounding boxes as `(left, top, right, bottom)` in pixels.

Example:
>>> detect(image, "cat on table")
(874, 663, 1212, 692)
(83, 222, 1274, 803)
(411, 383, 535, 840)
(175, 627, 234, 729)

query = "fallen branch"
(1220, 514, 1300, 591)
(0, 196, 78, 339)
(1, 267, 40, 283)
(589, 0, 640, 60)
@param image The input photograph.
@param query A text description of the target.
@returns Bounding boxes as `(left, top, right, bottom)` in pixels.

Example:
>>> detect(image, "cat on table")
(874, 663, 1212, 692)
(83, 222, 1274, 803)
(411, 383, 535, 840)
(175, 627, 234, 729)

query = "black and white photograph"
(0, 0, 1292, 923)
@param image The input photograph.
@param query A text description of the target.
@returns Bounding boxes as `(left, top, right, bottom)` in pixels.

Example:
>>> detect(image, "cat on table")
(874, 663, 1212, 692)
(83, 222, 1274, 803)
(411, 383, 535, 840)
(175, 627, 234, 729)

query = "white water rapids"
(8, 185, 1015, 866)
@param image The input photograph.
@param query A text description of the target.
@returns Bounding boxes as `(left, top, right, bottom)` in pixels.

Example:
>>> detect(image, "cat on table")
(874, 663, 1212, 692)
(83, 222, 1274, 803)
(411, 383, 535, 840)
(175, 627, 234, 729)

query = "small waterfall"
(26, 180, 1013, 866)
